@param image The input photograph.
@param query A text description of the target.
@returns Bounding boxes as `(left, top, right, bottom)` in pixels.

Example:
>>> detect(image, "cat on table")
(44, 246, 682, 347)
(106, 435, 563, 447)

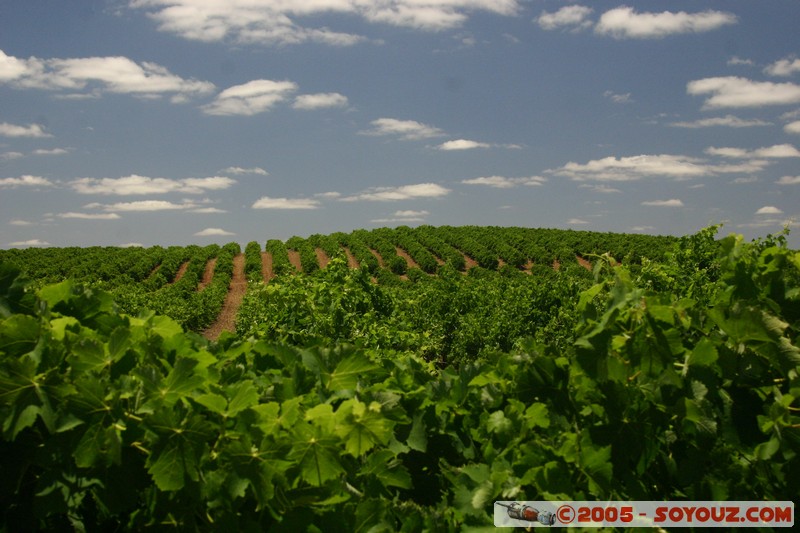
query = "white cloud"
(0, 122, 52, 138)
(394, 210, 429, 218)
(70, 175, 235, 195)
(371, 209, 430, 223)
(252, 196, 320, 209)
(785, 121, 800, 134)
(727, 56, 754, 67)
(777, 176, 800, 185)
(1, 151, 24, 160)
(314, 191, 341, 199)
(436, 139, 491, 150)
(764, 57, 800, 77)
(53, 93, 101, 101)
(537, 5, 593, 31)
(181, 176, 236, 191)
(221, 166, 269, 176)
(579, 184, 622, 193)
(372, 217, 424, 223)
(361, 118, 445, 140)
(687, 77, 800, 108)
(631, 225, 656, 232)
(603, 90, 633, 104)
(342, 182, 451, 201)
(709, 161, 772, 174)
(0, 175, 54, 188)
(364, 1, 519, 30)
(119, 243, 144, 247)
(705, 144, 800, 158)
(669, 115, 772, 128)
(736, 218, 797, 230)
(642, 199, 684, 207)
(756, 206, 783, 215)
(0, 49, 29, 82)
(202, 79, 298, 116)
(9, 219, 34, 226)
(32, 148, 70, 156)
(195, 227, 235, 236)
(567, 218, 590, 225)
(595, 7, 736, 39)
(0, 49, 214, 99)
(129, 0, 520, 45)
(461, 175, 545, 188)
(58, 212, 121, 220)
(8, 239, 51, 247)
(87, 200, 200, 211)
(731, 176, 759, 184)
(292, 92, 349, 110)
(549, 154, 758, 182)
(190, 207, 227, 213)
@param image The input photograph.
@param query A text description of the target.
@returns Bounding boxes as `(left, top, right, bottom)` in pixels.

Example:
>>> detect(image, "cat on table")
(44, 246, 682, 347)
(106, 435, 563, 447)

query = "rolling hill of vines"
(1, 225, 798, 531)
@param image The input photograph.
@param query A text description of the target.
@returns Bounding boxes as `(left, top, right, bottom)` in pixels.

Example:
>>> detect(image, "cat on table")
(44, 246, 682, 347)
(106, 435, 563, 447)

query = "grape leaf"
(328, 353, 382, 390)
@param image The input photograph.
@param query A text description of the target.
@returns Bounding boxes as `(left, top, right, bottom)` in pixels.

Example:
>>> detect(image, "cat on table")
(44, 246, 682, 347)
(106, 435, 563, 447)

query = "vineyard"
(1, 225, 798, 531)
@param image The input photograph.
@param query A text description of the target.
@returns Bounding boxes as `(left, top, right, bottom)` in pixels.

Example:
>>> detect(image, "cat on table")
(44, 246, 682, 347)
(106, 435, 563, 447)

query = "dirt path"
(395, 247, 418, 270)
(203, 254, 246, 341)
(344, 247, 360, 269)
(171, 260, 190, 284)
(370, 249, 385, 268)
(462, 253, 478, 270)
(197, 258, 217, 291)
(261, 251, 273, 282)
(576, 255, 592, 271)
(315, 248, 330, 269)
(287, 250, 303, 272)
(146, 262, 162, 280)
(523, 259, 534, 275)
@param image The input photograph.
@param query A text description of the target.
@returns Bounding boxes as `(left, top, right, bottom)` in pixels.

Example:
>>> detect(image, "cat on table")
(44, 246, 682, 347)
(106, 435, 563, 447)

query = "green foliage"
(244, 241, 263, 282)
(437, 226, 499, 270)
(390, 227, 439, 274)
(237, 256, 589, 364)
(266, 239, 294, 276)
(237, 258, 399, 347)
(570, 231, 800, 501)
(287, 236, 320, 274)
(2, 225, 798, 531)
(337, 233, 380, 274)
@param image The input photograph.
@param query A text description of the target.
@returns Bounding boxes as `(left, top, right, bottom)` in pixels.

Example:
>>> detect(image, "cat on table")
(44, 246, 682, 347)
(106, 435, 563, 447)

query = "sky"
(1, 0, 800, 248)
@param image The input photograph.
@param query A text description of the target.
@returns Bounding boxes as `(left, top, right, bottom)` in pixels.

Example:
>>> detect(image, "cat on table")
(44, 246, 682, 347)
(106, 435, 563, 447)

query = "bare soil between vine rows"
(203, 254, 246, 341)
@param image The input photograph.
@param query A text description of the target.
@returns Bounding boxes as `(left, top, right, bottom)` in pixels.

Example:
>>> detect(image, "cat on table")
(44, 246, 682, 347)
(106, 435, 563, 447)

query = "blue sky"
(1, 0, 799, 248)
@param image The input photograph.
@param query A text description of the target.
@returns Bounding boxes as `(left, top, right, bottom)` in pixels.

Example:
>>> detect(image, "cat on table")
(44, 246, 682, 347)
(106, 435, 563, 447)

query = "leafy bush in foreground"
(1, 228, 798, 531)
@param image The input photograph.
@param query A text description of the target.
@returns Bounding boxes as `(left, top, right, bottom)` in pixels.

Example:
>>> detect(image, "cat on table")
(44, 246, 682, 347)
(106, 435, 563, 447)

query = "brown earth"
(197, 258, 217, 291)
(523, 259, 534, 274)
(171, 260, 190, 284)
(146, 262, 162, 279)
(576, 255, 593, 271)
(553, 259, 561, 271)
(370, 249, 385, 268)
(344, 248, 360, 269)
(287, 250, 303, 272)
(261, 251, 273, 282)
(315, 248, 330, 269)
(203, 254, 247, 341)
(462, 253, 478, 270)
(432, 254, 445, 266)
(395, 247, 418, 270)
